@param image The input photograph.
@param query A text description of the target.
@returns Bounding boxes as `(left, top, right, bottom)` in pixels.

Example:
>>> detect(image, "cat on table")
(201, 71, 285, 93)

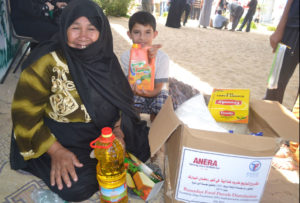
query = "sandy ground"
(110, 17, 299, 111)
(0, 16, 298, 202)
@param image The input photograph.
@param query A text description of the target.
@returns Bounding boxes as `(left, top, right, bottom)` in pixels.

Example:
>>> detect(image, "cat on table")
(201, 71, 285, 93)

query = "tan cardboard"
(249, 100, 299, 142)
(148, 97, 299, 203)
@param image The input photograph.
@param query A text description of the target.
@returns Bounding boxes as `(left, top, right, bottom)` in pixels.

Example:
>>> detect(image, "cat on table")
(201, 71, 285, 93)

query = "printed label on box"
(175, 147, 272, 203)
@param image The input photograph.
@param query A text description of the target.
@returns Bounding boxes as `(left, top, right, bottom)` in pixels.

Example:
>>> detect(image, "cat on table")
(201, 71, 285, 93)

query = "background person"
(182, 0, 195, 26)
(227, 2, 244, 31)
(264, 0, 299, 172)
(165, 0, 186, 28)
(191, 0, 202, 20)
(142, 0, 153, 13)
(160, 0, 169, 16)
(213, 9, 228, 29)
(198, 0, 213, 28)
(10, 0, 150, 201)
(264, 0, 299, 105)
(237, 0, 257, 32)
(10, 0, 69, 42)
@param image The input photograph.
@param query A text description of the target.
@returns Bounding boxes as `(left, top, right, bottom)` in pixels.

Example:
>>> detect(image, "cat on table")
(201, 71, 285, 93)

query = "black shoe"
(237, 29, 242, 31)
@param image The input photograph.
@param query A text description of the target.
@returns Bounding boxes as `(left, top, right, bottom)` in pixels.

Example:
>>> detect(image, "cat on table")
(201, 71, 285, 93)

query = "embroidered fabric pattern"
(81, 105, 92, 123)
(49, 52, 79, 122)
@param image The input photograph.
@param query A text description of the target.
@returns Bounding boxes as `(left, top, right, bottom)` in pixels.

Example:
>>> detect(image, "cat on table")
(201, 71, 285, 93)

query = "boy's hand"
(148, 44, 162, 63)
(131, 83, 152, 97)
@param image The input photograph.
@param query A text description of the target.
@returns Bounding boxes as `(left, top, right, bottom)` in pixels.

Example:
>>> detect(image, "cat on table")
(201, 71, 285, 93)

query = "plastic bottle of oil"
(90, 127, 128, 203)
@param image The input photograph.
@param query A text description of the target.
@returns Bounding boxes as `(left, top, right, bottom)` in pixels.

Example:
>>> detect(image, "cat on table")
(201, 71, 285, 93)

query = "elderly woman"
(10, 0, 150, 201)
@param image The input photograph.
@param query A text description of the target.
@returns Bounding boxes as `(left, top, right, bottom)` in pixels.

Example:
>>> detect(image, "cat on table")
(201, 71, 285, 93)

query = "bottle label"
(100, 184, 127, 202)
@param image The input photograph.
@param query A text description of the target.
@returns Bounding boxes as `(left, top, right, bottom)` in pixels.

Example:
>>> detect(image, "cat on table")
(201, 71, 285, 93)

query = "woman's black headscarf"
(21, 0, 150, 161)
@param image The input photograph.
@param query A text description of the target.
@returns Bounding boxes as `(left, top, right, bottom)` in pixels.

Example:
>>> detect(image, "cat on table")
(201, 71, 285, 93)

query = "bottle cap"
(132, 43, 140, 49)
(101, 127, 113, 138)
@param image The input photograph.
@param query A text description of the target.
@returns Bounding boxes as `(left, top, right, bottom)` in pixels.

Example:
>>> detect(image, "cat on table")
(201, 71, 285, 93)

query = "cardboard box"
(208, 89, 250, 123)
(148, 97, 299, 203)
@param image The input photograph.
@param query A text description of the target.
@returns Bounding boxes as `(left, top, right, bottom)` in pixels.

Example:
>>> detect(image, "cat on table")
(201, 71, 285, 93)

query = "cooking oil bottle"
(90, 127, 128, 203)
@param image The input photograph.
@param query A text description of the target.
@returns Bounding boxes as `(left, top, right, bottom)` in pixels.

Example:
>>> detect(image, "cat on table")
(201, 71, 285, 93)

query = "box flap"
(148, 97, 182, 157)
(187, 127, 279, 157)
(250, 100, 299, 142)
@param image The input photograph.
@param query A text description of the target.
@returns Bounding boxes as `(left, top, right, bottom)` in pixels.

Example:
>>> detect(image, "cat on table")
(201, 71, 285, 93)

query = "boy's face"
(127, 23, 158, 48)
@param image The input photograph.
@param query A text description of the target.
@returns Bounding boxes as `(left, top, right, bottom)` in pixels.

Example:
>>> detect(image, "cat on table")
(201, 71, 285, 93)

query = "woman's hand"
(113, 126, 126, 149)
(47, 141, 83, 190)
(113, 119, 125, 149)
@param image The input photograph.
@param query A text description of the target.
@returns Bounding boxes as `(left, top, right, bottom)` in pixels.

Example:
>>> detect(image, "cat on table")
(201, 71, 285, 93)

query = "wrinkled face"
(67, 16, 100, 49)
(127, 23, 157, 48)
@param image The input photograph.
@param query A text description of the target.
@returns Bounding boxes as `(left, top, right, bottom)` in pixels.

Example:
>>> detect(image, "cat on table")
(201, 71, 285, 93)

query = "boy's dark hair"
(217, 10, 222, 15)
(129, 11, 156, 32)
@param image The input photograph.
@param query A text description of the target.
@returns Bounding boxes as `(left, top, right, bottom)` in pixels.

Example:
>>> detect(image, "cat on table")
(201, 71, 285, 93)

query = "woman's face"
(67, 16, 100, 49)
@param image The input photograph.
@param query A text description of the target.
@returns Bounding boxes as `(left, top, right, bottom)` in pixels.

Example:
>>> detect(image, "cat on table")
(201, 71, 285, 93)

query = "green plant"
(267, 26, 276, 31)
(94, 0, 132, 17)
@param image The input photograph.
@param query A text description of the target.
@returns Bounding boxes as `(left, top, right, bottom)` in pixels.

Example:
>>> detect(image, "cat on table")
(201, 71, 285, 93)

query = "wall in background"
(0, 0, 20, 83)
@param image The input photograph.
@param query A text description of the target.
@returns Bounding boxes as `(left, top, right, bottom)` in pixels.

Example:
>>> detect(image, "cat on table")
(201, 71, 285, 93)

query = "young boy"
(120, 11, 169, 122)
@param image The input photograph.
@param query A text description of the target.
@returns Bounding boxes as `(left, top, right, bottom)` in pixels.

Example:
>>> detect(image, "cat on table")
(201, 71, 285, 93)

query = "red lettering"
(193, 158, 218, 166)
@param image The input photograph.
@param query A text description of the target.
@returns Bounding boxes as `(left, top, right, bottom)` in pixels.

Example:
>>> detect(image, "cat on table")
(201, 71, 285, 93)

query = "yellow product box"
(208, 89, 250, 123)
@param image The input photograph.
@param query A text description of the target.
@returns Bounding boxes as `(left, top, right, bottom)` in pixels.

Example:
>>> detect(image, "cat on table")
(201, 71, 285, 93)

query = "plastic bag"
(175, 94, 227, 132)
(31, 189, 66, 203)
(267, 43, 287, 89)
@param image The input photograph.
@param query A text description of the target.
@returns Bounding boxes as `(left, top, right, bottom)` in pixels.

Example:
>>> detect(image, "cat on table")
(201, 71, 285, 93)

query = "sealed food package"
(128, 44, 155, 91)
(208, 89, 250, 123)
(267, 43, 288, 89)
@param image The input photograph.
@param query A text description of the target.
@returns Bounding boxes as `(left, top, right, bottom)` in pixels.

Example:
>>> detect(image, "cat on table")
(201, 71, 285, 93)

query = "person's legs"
(231, 16, 239, 30)
(149, 89, 169, 122)
(245, 16, 253, 32)
(183, 4, 191, 25)
(231, 8, 244, 31)
(224, 19, 229, 29)
(196, 8, 201, 20)
(160, 2, 164, 16)
(238, 13, 249, 31)
(264, 28, 299, 103)
(133, 95, 151, 114)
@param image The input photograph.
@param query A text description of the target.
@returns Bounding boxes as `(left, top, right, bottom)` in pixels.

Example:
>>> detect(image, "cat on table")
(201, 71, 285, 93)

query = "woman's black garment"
(11, 0, 150, 201)
(166, 0, 186, 28)
(26, 118, 100, 202)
